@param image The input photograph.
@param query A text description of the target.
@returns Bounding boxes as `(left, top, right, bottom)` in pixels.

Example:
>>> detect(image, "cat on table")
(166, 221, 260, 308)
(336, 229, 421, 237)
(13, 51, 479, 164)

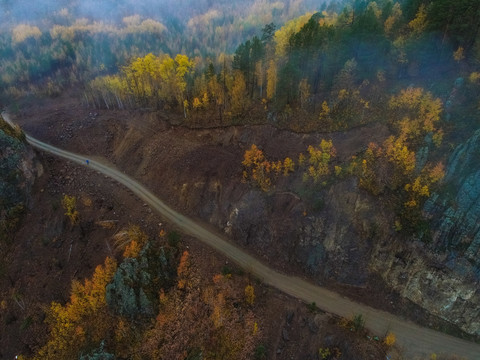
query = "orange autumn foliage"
(404, 162, 445, 208)
(384, 332, 396, 346)
(384, 136, 416, 175)
(141, 269, 258, 359)
(116, 225, 148, 258)
(242, 144, 295, 191)
(245, 285, 255, 305)
(389, 87, 442, 143)
(303, 140, 336, 183)
(177, 250, 191, 290)
(283, 157, 295, 175)
(123, 240, 142, 258)
(35, 257, 117, 360)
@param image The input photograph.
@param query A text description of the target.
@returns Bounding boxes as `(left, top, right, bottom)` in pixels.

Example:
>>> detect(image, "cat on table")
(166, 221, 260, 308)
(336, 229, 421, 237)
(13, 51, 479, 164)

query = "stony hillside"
(14, 95, 480, 341)
(0, 112, 394, 359)
(0, 115, 41, 243)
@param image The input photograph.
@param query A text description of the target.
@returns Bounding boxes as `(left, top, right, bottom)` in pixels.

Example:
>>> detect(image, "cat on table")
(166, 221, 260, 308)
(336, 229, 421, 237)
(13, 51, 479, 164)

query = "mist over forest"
(0, 0, 323, 52)
(0, 0, 322, 23)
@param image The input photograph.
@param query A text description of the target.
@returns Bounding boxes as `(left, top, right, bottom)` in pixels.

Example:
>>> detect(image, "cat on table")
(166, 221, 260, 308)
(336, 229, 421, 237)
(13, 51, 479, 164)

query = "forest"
(2, 0, 480, 359)
(75, 0, 478, 232)
(1, 0, 479, 138)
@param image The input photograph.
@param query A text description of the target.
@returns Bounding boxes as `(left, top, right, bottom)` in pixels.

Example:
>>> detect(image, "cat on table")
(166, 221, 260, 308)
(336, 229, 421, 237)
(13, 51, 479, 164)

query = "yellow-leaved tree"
(242, 144, 272, 191)
(389, 87, 442, 144)
(245, 285, 255, 305)
(12, 24, 42, 44)
(383, 136, 416, 176)
(230, 71, 248, 115)
(404, 162, 445, 208)
(122, 225, 148, 259)
(408, 4, 427, 36)
(35, 257, 117, 360)
(266, 59, 277, 101)
(274, 13, 313, 57)
(303, 140, 336, 183)
(384, 332, 396, 346)
(114, 53, 193, 110)
(177, 250, 191, 290)
(62, 195, 79, 225)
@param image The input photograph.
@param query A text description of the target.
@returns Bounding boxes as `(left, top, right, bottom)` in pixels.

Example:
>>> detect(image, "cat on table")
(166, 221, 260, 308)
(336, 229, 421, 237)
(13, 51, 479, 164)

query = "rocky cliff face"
(222, 178, 380, 287)
(176, 135, 480, 337)
(426, 129, 480, 263)
(214, 169, 480, 336)
(0, 116, 41, 242)
(85, 112, 479, 337)
(416, 129, 480, 335)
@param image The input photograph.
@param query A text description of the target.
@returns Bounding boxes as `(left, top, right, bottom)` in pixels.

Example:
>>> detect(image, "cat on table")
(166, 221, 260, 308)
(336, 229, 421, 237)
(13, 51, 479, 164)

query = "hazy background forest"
(1, 0, 479, 129)
(0, 0, 320, 98)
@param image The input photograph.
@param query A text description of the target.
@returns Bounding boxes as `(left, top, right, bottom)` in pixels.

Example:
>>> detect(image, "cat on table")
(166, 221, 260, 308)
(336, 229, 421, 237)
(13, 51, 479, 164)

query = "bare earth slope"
(5, 112, 479, 359)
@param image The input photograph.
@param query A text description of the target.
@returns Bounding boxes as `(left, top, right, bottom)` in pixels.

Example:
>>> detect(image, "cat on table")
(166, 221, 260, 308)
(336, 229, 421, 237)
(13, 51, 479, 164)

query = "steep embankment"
(14, 97, 480, 342)
(1, 111, 397, 360)
(11, 113, 480, 359)
(0, 112, 172, 357)
(101, 111, 480, 339)
(0, 115, 40, 242)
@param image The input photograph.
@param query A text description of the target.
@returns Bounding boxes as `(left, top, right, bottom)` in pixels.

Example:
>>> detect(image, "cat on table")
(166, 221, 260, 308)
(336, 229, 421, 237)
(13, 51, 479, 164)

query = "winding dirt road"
(3, 112, 479, 359)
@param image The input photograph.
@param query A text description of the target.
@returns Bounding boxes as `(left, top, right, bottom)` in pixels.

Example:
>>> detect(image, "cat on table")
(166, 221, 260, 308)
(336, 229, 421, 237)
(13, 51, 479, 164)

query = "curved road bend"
(3, 112, 479, 359)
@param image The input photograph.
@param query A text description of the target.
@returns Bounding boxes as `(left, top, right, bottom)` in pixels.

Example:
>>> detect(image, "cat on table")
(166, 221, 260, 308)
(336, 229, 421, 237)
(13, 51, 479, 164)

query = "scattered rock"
(96, 220, 118, 229)
(307, 317, 319, 334)
(286, 310, 294, 324)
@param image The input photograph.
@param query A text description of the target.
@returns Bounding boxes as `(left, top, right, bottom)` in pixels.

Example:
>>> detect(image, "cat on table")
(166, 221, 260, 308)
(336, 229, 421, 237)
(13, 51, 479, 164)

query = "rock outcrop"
(103, 113, 480, 336)
(186, 136, 480, 335)
(106, 243, 176, 318)
(426, 129, 480, 263)
(0, 115, 41, 242)
(413, 129, 480, 335)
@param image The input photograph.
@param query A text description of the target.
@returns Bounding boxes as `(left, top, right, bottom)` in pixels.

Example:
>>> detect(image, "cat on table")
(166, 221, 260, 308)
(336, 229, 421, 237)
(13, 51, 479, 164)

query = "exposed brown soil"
(14, 91, 393, 286)
(0, 142, 390, 360)
(13, 91, 396, 298)
(1, 90, 467, 358)
(0, 149, 157, 357)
